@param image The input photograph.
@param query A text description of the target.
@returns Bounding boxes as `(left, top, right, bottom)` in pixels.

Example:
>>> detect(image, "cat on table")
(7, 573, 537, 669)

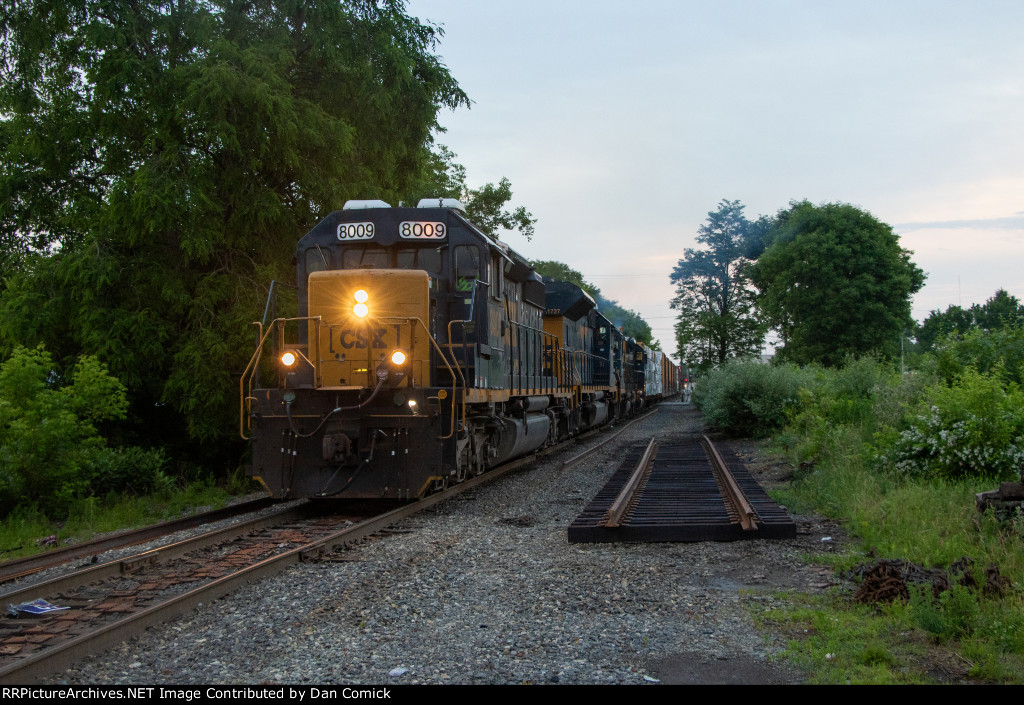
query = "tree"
(531, 260, 601, 299)
(748, 201, 925, 366)
(0, 1, 469, 461)
(411, 146, 536, 240)
(670, 200, 766, 369)
(0, 346, 169, 516)
(918, 289, 1024, 351)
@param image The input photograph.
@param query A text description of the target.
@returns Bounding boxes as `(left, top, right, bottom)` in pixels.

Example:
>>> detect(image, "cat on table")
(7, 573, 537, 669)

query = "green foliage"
(918, 289, 1024, 352)
(87, 446, 173, 497)
(749, 201, 925, 367)
(908, 584, 980, 643)
(531, 260, 602, 299)
(602, 303, 654, 345)
(531, 260, 655, 345)
(753, 592, 933, 684)
(0, 478, 236, 561)
(692, 359, 809, 437)
(0, 346, 144, 514)
(0, 0, 468, 452)
(757, 352, 1024, 683)
(412, 146, 536, 240)
(875, 369, 1024, 481)
(671, 200, 766, 369)
(464, 178, 536, 241)
(933, 325, 1024, 387)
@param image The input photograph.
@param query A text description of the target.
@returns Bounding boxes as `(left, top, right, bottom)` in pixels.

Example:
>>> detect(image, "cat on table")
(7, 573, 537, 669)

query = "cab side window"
(454, 245, 482, 292)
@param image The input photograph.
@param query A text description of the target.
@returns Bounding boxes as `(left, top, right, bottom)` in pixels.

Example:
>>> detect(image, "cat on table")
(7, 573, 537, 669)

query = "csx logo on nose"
(337, 328, 387, 349)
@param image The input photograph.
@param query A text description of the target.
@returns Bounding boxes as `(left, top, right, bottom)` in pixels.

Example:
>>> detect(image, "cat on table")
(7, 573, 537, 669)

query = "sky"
(406, 0, 1024, 358)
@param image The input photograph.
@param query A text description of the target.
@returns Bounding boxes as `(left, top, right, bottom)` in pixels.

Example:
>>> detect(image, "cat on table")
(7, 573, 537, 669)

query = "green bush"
(86, 446, 173, 497)
(693, 359, 810, 437)
(935, 326, 1024, 386)
(875, 368, 1024, 480)
(0, 346, 168, 515)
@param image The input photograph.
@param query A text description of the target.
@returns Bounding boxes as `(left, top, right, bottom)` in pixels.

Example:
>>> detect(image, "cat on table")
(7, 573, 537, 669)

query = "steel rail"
(701, 434, 760, 531)
(0, 498, 277, 586)
(1, 406, 666, 683)
(0, 453, 538, 685)
(602, 437, 658, 528)
(560, 406, 661, 469)
(0, 503, 317, 608)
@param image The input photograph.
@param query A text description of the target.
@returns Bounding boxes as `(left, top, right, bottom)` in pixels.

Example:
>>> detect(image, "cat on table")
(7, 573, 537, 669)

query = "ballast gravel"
(46, 403, 844, 685)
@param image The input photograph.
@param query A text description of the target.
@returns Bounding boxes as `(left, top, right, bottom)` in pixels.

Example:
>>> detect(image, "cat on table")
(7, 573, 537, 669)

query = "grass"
(752, 591, 941, 684)
(0, 479, 252, 562)
(753, 437, 1024, 684)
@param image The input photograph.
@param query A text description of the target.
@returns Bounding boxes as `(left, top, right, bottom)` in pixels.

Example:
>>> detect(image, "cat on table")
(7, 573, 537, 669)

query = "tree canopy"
(670, 200, 766, 370)
(748, 201, 925, 367)
(917, 289, 1024, 351)
(414, 146, 536, 240)
(0, 0, 469, 458)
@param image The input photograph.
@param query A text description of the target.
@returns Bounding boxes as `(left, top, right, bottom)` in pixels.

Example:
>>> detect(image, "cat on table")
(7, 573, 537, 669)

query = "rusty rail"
(0, 498, 277, 586)
(602, 438, 657, 528)
(701, 434, 760, 531)
(0, 452, 541, 685)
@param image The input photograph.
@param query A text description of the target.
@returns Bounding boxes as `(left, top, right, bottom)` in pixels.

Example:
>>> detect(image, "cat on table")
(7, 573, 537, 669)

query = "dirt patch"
(650, 651, 803, 685)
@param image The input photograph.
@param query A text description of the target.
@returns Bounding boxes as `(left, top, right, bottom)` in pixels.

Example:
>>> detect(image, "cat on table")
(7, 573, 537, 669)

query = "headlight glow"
(354, 289, 369, 303)
(281, 352, 297, 367)
(353, 303, 369, 318)
(390, 350, 407, 366)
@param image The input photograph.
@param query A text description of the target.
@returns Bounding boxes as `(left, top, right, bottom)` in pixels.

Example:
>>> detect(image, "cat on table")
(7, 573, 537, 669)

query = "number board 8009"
(337, 222, 375, 241)
(399, 221, 446, 239)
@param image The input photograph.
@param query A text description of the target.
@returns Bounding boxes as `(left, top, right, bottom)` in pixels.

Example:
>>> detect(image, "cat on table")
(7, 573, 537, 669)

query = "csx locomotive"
(241, 199, 678, 500)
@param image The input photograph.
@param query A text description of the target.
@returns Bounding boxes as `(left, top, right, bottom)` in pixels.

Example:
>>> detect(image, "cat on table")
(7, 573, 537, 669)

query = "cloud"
(896, 215, 1024, 232)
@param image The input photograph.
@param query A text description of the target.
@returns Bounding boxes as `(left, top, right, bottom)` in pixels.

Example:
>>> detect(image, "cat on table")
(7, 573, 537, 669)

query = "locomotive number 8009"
(241, 198, 678, 500)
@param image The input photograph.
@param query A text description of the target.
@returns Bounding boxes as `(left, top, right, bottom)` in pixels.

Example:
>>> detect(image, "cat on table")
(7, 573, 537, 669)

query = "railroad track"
(0, 406, 664, 684)
(0, 407, 663, 684)
(568, 433, 796, 542)
(0, 498, 278, 586)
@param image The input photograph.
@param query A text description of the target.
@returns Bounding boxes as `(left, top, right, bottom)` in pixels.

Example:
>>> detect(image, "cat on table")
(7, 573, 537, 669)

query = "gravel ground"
(45, 402, 845, 685)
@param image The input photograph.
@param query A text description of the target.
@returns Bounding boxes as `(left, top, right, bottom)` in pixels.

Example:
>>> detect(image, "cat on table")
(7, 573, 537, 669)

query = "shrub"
(934, 326, 1024, 386)
(86, 446, 173, 497)
(875, 369, 1024, 480)
(0, 346, 166, 516)
(693, 359, 810, 437)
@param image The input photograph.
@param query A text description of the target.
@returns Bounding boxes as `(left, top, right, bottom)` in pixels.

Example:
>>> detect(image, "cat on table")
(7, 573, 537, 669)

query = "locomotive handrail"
(505, 320, 558, 395)
(239, 315, 322, 440)
(377, 315, 463, 440)
(241, 314, 463, 441)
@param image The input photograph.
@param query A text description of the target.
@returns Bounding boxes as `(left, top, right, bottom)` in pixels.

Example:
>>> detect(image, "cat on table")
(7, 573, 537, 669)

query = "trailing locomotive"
(241, 199, 678, 500)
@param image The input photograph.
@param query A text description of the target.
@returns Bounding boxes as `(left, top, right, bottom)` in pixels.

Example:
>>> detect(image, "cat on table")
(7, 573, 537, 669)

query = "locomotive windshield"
(454, 245, 484, 291)
(342, 247, 389, 269)
(324, 245, 443, 275)
(396, 248, 442, 274)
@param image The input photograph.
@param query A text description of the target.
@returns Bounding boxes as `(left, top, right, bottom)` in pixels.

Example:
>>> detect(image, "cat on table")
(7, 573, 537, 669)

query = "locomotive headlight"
(390, 350, 407, 366)
(353, 302, 369, 318)
(281, 351, 297, 367)
(354, 289, 369, 303)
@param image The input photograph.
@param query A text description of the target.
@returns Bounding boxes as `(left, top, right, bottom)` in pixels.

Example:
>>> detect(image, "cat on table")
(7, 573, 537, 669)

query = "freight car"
(240, 199, 677, 500)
